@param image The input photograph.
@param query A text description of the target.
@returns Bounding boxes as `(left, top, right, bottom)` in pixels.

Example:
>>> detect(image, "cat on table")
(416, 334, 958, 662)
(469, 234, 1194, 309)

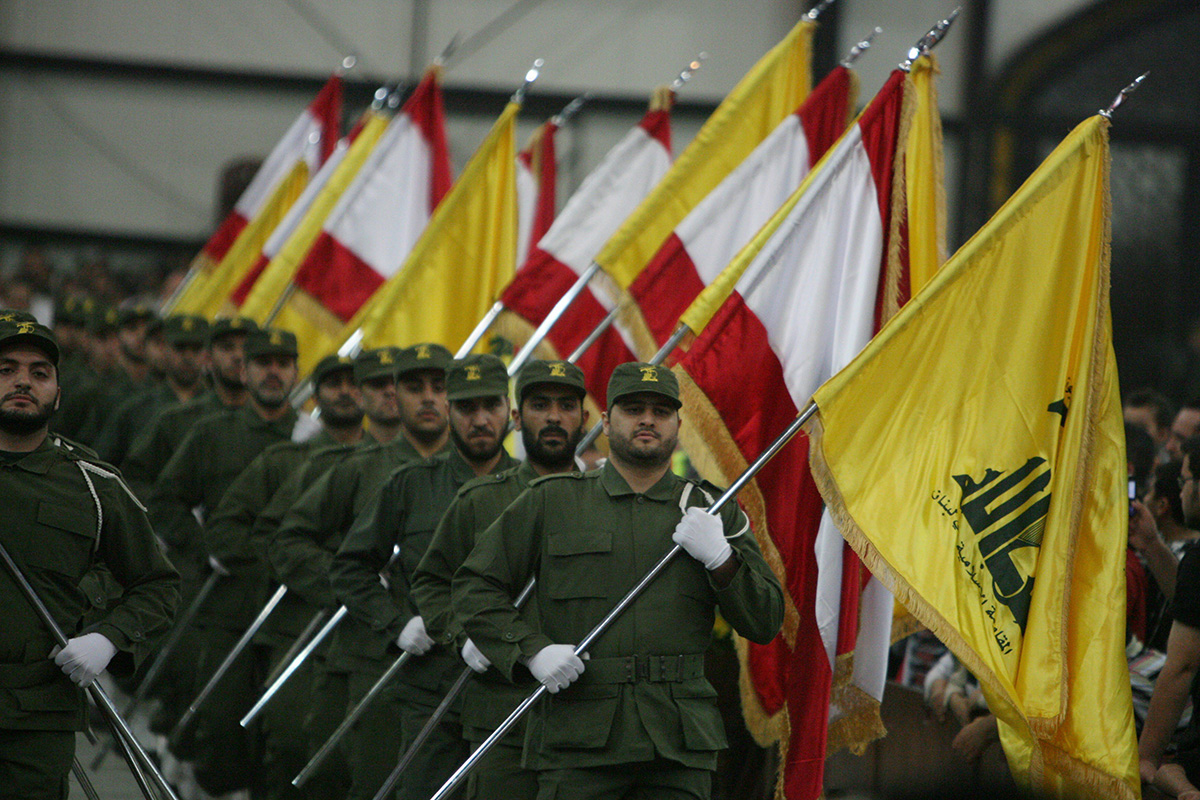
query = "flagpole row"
(842, 28, 882, 68)
(0, 539, 180, 800)
(575, 321, 691, 454)
(456, 301, 506, 358)
(171, 584, 289, 740)
(508, 261, 603, 376)
(901, 8, 959, 72)
(431, 404, 816, 800)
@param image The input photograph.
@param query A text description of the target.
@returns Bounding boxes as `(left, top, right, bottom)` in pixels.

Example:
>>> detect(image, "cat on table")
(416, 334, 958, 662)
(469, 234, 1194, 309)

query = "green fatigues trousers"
(302, 664, 352, 800)
(0, 729, 74, 800)
(535, 760, 710, 800)
(466, 738, 537, 800)
(190, 625, 262, 796)
(345, 666, 405, 800)
(394, 683, 467, 800)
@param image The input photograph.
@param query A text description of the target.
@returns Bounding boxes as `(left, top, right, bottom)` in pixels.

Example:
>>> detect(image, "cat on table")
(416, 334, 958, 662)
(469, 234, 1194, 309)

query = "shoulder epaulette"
(529, 471, 586, 488)
(457, 465, 520, 498)
(49, 433, 100, 460)
(64, 452, 147, 512)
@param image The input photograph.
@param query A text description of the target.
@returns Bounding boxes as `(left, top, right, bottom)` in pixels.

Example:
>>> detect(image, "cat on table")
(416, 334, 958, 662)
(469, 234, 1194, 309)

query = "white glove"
(51, 633, 118, 687)
(397, 616, 435, 655)
(672, 507, 732, 570)
(208, 555, 231, 576)
(527, 645, 586, 693)
(461, 639, 491, 674)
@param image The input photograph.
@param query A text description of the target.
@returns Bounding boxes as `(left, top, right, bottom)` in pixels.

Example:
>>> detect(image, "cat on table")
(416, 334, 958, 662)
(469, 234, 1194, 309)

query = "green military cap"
(244, 327, 298, 359)
(55, 296, 86, 326)
(117, 302, 157, 328)
(353, 346, 405, 383)
(162, 314, 209, 345)
(447, 353, 508, 401)
(516, 359, 586, 405)
(313, 353, 357, 387)
(607, 362, 681, 409)
(394, 342, 453, 377)
(207, 315, 259, 345)
(0, 318, 60, 366)
(87, 305, 119, 335)
(0, 308, 38, 324)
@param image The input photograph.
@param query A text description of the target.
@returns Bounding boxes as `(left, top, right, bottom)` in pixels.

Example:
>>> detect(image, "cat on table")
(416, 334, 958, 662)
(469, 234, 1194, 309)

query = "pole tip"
(512, 58, 545, 104)
(901, 7, 960, 71)
(806, 0, 837, 21)
(670, 52, 709, 91)
(842, 27, 882, 67)
(1099, 71, 1149, 119)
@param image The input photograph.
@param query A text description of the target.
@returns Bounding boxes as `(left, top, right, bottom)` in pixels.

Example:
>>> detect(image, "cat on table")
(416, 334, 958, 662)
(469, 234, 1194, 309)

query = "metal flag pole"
(365, 578, 538, 800)
(170, 584, 288, 738)
(261, 605, 331, 688)
(72, 757, 102, 800)
(504, 52, 708, 379)
(430, 404, 817, 800)
(90, 569, 222, 770)
(901, 7, 959, 72)
(241, 544, 400, 727)
(0, 539, 181, 800)
(1099, 72, 1149, 119)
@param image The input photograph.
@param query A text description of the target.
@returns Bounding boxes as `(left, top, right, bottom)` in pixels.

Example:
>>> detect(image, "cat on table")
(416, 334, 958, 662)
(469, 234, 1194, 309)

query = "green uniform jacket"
(149, 405, 297, 613)
(0, 439, 180, 731)
(76, 367, 149, 445)
(332, 447, 518, 694)
(92, 381, 179, 467)
(271, 435, 442, 673)
(453, 463, 783, 771)
(412, 460, 545, 742)
(122, 391, 233, 501)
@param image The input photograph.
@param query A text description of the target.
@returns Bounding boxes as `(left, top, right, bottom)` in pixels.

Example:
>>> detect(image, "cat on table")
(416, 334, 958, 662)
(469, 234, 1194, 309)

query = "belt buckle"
(675, 654, 685, 681)
(636, 656, 649, 682)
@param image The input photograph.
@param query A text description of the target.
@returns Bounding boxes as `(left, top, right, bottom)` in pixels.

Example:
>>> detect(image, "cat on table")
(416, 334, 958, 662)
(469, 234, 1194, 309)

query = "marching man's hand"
(461, 639, 491, 674)
(672, 507, 732, 570)
(51, 633, 117, 687)
(527, 645, 586, 693)
(397, 616, 435, 655)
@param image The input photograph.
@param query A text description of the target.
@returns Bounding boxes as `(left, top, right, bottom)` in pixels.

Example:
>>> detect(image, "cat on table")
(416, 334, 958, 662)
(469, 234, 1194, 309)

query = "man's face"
(603, 393, 680, 470)
(315, 370, 363, 428)
(516, 385, 586, 470)
(209, 334, 247, 390)
(242, 354, 298, 410)
(0, 346, 59, 435)
(1183, 456, 1200, 528)
(117, 320, 150, 363)
(167, 341, 207, 389)
(360, 375, 401, 426)
(449, 395, 509, 464)
(1168, 408, 1200, 460)
(397, 369, 447, 444)
(1125, 405, 1167, 448)
(145, 334, 168, 374)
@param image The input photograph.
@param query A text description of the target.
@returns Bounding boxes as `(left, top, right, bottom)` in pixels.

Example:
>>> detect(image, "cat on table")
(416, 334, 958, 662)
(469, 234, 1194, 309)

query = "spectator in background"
(1130, 422, 1158, 497)
(1168, 399, 1200, 462)
(1127, 388, 1177, 462)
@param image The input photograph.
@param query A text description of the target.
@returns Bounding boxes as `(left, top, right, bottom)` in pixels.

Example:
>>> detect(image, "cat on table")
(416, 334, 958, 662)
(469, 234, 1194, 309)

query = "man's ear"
(511, 404, 522, 430)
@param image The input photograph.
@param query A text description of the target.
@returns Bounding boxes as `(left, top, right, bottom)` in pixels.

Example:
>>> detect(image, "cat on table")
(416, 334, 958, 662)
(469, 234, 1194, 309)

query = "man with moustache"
(76, 303, 158, 444)
(150, 327, 300, 792)
(123, 316, 256, 500)
(271, 343, 452, 798)
(454, 363, 783, 800)
(332, 353, 518, 800)
(0, 318, 179, 798)
(411, 359, 588, 800)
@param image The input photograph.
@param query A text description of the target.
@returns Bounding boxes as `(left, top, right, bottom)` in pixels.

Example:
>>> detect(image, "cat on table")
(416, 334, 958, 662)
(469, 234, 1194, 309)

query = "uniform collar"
(599, 460, 677, 501)
(515, 460, 541, 487)
(1, 436, 62, 475)
(447, 445, 519, 485)
(235, 403, 297, 436)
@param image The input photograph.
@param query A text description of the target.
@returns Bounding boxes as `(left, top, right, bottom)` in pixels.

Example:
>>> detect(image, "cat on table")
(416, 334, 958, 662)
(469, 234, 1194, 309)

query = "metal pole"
(575, 322, 690, 454)
(172, 584, 288, 738)
(508, 262, 602, 376)
(565, 303, 618, 363)
(240, 605, 347, 727)
(91, 570, 221, 770)
(0, 539, 180, 800)
(456, 301, 506, 358)
(368, 577, 538, 800)
(261, 607, 330, 688)
(72, 758, 102, 800)
(430, 406, 814, 799)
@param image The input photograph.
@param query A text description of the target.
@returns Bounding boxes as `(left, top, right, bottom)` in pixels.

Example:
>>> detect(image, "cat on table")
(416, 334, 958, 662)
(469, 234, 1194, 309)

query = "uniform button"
(504, 632, 515, 641)
(132, 631, 144, 640)
(636, 496, 644, 504)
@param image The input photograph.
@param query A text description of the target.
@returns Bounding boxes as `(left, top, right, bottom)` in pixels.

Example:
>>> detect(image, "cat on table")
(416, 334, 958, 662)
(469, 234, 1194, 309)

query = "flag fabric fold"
(170, 74, 342, 315)
(671, 69, 914, 800)
(497, 89, 673, 404)
(339, 99, 520, 355)
(516, 119, 559, 268)
(807, 114, 1139, 799)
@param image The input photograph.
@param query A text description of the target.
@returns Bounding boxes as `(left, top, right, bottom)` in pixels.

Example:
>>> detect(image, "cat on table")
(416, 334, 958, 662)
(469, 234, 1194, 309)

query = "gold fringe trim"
(827, 683, 887, 757)
(890, 606, 924, 643)
(650, 85, 676, 112)
(734, 634, 787, 748)
(1040, 740, 1137, 800)
(925, 57, 949, 270)
(879, 77, 916, 324)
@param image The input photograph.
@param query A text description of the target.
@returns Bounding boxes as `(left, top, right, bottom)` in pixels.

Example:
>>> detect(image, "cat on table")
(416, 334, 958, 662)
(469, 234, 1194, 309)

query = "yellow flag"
(239, 113, 389, 323)
(595, 18, 812, 291)
(807, 115, 1138, 798)
(339, 102, 519, 354)
(173, 160, 309, 317)
(905, 54, 947, 296)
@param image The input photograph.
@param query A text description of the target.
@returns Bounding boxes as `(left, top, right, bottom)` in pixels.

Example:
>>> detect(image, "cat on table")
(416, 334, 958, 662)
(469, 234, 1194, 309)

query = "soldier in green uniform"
(0, 318, 179, 799)
(150, 327, 300, 793)
(203, 353, 362, 800)
(270, 343, 452, 798)
(412, 359, 588, 800)
(52, 304, 119, 440)
(332, 353, 518, 800)
(76, 303, 159, 445)
(454, 363, 784, 800)
(121, 315, 256, 500)
(93, 314, 209, 466)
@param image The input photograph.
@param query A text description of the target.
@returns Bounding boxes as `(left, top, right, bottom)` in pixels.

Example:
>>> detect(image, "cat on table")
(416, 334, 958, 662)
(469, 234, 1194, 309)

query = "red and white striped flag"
(499, 90, 672, 403)
(672, 69, 913, 800)
(623, 65, 855, 354)
(516, 120, 558, 268)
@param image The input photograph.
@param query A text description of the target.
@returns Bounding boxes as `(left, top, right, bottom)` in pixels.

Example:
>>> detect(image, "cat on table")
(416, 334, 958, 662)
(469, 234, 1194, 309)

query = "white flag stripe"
(234, 106, 326, 218)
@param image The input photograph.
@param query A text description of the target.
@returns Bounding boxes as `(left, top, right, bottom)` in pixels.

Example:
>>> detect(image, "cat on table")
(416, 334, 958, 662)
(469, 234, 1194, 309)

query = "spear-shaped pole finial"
(806, 0, 837, 21)
(433, 33, 462, 68)
(902, 7, 960, 72)
(553, 93, 591, 127)
(338, 55, 358, 74)
(512, 58, 544, 105)
(1099, 71, 1149, 119)
(842, 27, 882, 68)
(670, 52, 708, 92)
